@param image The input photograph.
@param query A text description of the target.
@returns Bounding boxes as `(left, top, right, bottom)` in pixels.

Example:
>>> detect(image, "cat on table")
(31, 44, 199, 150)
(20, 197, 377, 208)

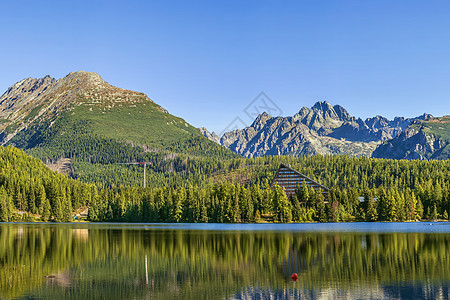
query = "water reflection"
(0, 223, 449, 299)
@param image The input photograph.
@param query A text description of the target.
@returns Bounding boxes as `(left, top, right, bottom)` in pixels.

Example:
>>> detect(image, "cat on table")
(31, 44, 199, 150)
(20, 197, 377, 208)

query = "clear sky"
(1, 0, 450, 134)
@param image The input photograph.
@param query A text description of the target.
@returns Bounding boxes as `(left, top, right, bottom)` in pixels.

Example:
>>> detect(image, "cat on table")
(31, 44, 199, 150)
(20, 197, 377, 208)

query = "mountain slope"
(206, 101, 431, 158)
(0, 145, 96, 222)
(372, 116, 450, 160)
(1, 71, 198, 148)
(0, 71, 237, 186)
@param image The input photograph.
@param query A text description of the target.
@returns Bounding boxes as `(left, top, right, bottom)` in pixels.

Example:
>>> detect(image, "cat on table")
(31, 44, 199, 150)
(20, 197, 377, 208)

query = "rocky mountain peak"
(312, 100, 333, 111)
(215, 100, 437, 158)
(365, 115, 390, 129)
(251, 112, 272, 130)
(310, 101, 351, 123)
(59, 71, 107, 90)
(417, 113, 433, 120)
(333, 104, 352, 121)
(199, 127, 220, 144)
(0, 75, 56, 118)
(69, 70, 104, 82)
(0, 71, 169, 144)
(3, 75, 55, 97)
(50, 71, 155, 110)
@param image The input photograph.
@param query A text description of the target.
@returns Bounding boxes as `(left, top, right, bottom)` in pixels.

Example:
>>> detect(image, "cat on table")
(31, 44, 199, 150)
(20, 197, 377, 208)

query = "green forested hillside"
(1, 71, 238, 187)
(0, 146, 96, 222)
(1, 145, 449, 223)
(9, 108, 237, 187)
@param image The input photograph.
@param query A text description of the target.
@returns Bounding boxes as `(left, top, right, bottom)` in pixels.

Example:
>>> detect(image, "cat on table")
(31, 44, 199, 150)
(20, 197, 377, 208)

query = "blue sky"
(1, 1, 450, 134)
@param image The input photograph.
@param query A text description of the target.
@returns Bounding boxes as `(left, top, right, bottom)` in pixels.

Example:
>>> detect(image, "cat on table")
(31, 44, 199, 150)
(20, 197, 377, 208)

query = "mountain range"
(372, 116, 450, 160)
(1, 71, 449, 169)
(200, 101, 443, 158)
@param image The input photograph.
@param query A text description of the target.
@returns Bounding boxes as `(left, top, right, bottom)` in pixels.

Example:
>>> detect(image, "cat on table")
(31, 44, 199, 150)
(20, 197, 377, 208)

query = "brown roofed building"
(270, 163, 330, 199)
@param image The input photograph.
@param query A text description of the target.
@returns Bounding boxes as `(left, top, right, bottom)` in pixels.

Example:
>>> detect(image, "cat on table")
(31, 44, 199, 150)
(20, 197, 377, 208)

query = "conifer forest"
(1, 145, 449, 223)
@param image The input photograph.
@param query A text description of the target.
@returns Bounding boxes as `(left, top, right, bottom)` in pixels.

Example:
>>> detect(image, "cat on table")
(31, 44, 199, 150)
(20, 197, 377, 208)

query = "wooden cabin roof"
(270, 163, 330, 192)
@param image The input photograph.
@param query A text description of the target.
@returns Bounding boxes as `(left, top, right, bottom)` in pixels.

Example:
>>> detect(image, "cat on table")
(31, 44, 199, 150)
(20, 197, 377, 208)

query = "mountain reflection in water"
(0, 223, 449, 299)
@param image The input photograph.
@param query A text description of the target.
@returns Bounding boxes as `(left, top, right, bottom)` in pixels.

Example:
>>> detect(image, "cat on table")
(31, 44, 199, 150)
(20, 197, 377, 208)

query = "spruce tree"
(291, 194, 303, 222)
(0, 187, 10, 222)
(366, 197, 378, 222)
(415, 196, 424, 220)
(42, 197, 52, 222)
(314, 190, 327, 223)
(273, 184, 292, 223)
(431, 204, 438, 221)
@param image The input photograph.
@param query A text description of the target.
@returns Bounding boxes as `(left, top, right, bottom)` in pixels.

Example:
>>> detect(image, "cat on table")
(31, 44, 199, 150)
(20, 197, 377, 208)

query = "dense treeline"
(86, 180, 449, 223)
(0, 146, 95, 222)
(15, 116, 237, 169)
(17, 116, 238, 187)
(0, 145, 449, 222)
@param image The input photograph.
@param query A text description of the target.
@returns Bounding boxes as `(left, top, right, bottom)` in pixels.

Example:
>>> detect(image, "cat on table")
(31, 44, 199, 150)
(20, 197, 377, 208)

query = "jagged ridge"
(201, 101, 432, 158)
(372, 116, 450, 160)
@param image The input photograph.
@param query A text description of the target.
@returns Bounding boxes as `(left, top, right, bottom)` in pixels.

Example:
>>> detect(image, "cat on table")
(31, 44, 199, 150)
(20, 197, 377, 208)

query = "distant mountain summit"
(0, 71, 235, 179)
(202, 101, 433, 158)
(0, 71, 170, 144)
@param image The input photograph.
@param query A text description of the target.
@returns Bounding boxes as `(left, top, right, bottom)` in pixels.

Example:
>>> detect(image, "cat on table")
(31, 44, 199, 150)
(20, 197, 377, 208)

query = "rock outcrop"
(372, 116, 450, 160)
(199, 127, 220, 144)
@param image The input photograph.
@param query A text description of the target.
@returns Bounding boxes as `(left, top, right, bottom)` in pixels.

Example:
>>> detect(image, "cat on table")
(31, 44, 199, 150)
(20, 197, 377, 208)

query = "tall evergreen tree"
(0, 187, 10, 222)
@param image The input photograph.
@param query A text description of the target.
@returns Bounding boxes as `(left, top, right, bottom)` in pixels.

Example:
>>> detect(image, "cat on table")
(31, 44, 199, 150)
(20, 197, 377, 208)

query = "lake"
(1, 222, 450, 299)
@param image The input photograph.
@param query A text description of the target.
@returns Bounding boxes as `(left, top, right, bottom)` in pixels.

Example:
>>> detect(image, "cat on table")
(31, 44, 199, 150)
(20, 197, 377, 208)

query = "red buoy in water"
(291, 273, 298, 281)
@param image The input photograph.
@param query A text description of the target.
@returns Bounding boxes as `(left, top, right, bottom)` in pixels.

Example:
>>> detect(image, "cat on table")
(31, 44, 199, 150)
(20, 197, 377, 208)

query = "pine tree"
(366, 197, 378, 222)
(200, 198, 209, 223)
(273, 184, 292, 223)
(41, 197, 52, 222)
(396, 190, 406, 222)
(261, 183, 272, 214)
(254, 209, 262, 223)
(415, 197, 424, 220)
(291, 194, 303, 222)
(0, 187, 10, 222)
(28, 187, 37, 215)
(426, 206, 432, 220)
(62, 187, 73, 222)
(431, 204, 438, 221)
(15, 188, 24, 211)
(38, 184, 47, 216)
(314, 190, 327, 222)
(87, 195, 99, 222)
(376, 188, 388, 221)
(386, 189, 397, 221)
(172, 190, 183, 223)
(297, 183, 310, 208)
(232, 185, 241, 223)
(53, 196, 63, 222)
(405, 191, 416, 221)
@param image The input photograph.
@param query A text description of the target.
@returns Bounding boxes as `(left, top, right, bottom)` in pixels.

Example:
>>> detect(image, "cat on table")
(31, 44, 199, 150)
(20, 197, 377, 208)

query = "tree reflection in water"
(0, 223, 449, 299)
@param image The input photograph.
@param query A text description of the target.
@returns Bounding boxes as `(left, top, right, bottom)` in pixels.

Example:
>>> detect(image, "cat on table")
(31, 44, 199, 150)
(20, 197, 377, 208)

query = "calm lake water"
(1, 222, 450, 299)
